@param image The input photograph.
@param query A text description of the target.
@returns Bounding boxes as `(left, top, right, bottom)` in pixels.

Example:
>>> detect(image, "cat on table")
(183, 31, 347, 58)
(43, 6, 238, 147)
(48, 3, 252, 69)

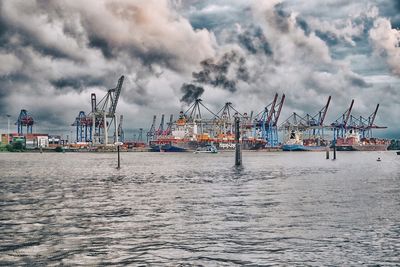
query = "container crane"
(163, 115, 173, 135)
(254, 93, 285, 147)
(146, 115, 157, 143)
(90, 75, 124, 145)
(71, 111, 92, 142)
(331, 99, 354, 140)
(273, 94, 285, 127)
(214, 102, 243, 135)
(301, 96, 331, 138)
(280, 96, 333, 145)
(347, 104, 387, 138)
(138, 128, 144, 142)
(16, 109, 34, 135)
(183, 99, 219, 136)
(156, 114, 165, 137)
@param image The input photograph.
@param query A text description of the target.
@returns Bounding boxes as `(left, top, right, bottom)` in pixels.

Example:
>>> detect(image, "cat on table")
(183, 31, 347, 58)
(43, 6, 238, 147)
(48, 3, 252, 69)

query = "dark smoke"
(179, 50, 250, 103)
(274, 3, 290, 32)
(238, 27, 273, 55)
(180, 83, 204, 104)
(191, 51, 249, 92)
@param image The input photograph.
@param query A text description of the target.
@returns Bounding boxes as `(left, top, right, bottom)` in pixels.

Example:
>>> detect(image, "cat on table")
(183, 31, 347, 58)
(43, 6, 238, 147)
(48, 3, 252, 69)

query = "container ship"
(281, 130, 329, 151)
(150, 137, 266, 152)
(280, 96, 332, 152)
(145, 97, 286, 152)
(335, 131, 390, 151)
(149, 114, 266, 152)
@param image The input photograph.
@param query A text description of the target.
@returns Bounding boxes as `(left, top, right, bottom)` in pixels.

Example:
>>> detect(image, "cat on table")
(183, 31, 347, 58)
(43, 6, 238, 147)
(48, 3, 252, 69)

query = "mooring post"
(117, 145, 120, 169)
(115, 141, 123, 169)
(235, 116, 242, 166)
(326, 146, 329, 159)
(333, 140, 337, 160)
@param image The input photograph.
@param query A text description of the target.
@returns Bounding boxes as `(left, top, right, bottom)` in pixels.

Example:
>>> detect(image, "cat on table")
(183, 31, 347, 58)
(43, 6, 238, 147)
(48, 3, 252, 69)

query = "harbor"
(0, 85, 397, 153)
(1, 0, 400, 266)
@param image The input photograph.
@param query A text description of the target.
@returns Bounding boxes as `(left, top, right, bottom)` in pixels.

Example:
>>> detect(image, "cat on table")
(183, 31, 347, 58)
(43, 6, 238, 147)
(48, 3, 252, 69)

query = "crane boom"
(319, 95, 331, 126)
(266, 93, 278, 124)
(368, 104, 379, 128)
(343, 99, 354, 127)
(109, 75, 124, 116)
(157, 114, 165, 134)
(273, 94, 285, 126)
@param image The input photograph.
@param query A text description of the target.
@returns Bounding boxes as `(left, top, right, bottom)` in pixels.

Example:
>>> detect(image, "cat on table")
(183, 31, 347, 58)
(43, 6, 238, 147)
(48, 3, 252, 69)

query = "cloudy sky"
(0, 0, 399, 139)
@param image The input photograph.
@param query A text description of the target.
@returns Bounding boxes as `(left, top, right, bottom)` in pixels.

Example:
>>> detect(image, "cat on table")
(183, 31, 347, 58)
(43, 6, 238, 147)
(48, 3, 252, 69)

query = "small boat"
(194, 145, 218, 154)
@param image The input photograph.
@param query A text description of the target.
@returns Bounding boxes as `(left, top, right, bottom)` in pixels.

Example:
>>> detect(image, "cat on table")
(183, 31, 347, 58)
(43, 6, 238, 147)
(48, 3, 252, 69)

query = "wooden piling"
(235, 116, 242, 166)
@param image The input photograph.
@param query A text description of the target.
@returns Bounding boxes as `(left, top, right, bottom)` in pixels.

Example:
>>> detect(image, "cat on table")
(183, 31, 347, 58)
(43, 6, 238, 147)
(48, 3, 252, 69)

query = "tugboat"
(194, 144, 218, 154)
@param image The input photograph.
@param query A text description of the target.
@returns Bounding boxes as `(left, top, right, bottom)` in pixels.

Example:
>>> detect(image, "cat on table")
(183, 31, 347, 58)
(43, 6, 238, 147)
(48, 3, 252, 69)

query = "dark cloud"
(395, 0, 400, 10)
(50, 77, 105, 90)
(88, 35, 114, 59)
(238, 26, 273, 55)
(273, 3, 290, 33)
(347, 75, 370, 88)
(315, 30, 340, 46)
(190, 51, 249, 92)
(180, 83, 204, 104)
(296, 17, 311, 36)
(122, 79, 152, 106)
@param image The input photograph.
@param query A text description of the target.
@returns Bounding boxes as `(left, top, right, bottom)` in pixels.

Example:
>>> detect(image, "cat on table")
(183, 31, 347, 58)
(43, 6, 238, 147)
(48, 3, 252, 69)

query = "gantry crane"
(163, 115, 174, 136)
(254, 93, 285, 146)
(90, 75, 124, 145)
(156, 114, 165, 137)
(347, 104, 387, 138)
(146, 115, 157, 143)
(331, 99, 354, 140)
(71, 111, 92, 142)
(16, 109, 34, 135)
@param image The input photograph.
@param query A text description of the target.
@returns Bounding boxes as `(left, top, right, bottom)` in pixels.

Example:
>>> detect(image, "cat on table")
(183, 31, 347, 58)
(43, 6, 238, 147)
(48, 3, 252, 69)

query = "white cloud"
(0, 52, 23, 75)
(369, 17, 400, 76)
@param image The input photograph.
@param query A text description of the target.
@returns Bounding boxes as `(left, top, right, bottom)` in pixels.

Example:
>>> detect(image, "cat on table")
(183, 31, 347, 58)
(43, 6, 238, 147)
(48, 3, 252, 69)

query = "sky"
(0, 0, 399, 139)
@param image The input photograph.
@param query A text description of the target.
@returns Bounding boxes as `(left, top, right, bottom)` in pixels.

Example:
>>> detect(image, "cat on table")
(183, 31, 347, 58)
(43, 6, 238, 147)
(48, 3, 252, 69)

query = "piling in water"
(235, 116, 242, 166)
(333, 143, 337, 160)
(117, 145, 121, 169)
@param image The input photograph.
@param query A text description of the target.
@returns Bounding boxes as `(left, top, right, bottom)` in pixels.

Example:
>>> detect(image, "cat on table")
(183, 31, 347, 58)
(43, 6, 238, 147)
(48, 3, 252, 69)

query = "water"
(1, 151, 399, 266)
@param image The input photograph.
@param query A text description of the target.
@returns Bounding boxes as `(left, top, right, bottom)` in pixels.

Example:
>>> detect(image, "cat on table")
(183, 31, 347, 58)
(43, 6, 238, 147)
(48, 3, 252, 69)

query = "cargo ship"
(282, 130, 329, 151)
(149, 112, 266, 152)
(149, 136, 266, 152)
(335, 131, 390, 151)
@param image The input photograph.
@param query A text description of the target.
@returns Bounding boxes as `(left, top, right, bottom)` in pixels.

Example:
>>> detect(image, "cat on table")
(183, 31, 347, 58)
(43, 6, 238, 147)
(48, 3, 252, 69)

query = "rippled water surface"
(1, 151, 399, 266)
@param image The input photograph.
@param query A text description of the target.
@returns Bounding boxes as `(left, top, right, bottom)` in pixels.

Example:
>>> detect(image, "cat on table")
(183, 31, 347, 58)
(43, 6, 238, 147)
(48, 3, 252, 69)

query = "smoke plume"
(180, 83, 204, 104)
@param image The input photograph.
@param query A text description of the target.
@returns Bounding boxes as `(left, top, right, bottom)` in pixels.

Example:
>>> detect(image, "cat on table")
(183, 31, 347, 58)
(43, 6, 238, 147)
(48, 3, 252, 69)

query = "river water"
(1, 151, 399, 266)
